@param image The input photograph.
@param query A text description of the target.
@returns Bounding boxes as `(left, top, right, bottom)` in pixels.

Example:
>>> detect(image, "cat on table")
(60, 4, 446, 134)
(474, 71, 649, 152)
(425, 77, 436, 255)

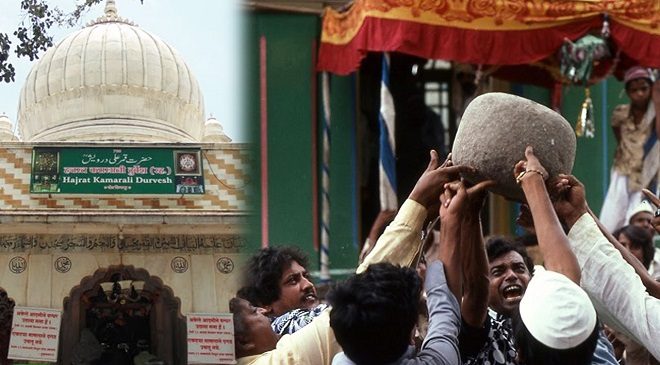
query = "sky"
(0, 0, 245, 141)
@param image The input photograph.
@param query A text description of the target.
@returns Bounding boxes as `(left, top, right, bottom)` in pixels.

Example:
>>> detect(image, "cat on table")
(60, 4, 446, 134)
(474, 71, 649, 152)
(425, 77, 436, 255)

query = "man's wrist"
(519, 172, 545, 190)
(564, 209, 588, 229)
(440, 214, 461, 226)
(408, 193, 429, 209)
(516, 169, 545, 185)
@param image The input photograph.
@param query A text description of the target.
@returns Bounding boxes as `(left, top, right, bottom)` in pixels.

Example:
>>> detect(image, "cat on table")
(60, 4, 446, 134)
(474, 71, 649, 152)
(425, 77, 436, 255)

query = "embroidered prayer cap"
(519, 270, 597, 350)
(624, 66, 653, 85)
(627, 200, 655, 223)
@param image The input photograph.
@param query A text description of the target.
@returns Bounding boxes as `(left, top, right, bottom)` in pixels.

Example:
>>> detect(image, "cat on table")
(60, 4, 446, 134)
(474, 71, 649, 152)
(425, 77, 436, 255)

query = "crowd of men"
(230, 67, 660, 365)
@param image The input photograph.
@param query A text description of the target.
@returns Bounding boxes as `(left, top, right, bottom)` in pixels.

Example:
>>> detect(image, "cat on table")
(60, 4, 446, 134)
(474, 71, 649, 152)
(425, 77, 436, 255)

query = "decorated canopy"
(318, 0, 660, 82)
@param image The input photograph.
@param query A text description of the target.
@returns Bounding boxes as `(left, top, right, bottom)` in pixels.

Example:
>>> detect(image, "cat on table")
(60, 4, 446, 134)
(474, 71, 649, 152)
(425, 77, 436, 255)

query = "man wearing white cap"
(600, 66, 660, 233)
(627, 200, 660, 281)
(515, 268, 599, 364)
(628, 200, 657, 237)
(511, 147, 600, 363)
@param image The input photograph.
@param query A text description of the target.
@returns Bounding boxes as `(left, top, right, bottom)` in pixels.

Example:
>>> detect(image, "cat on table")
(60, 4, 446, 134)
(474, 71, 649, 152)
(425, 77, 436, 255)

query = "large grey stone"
(451, 92, 576, 202)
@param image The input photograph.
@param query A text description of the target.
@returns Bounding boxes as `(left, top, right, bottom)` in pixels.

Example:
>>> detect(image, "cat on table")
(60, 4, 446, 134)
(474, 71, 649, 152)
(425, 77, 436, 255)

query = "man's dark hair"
(512, 311, 598, 365)
(486, 236, 535, 275)
(613, 225, 655, 269)
(236, 286, 261, 307)
(327, 263, 422, 365)
(242, 246, 309, 306)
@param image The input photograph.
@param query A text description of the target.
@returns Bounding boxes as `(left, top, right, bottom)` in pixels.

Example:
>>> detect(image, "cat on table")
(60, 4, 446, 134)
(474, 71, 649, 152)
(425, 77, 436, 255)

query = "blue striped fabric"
(379, 53, 398, 210)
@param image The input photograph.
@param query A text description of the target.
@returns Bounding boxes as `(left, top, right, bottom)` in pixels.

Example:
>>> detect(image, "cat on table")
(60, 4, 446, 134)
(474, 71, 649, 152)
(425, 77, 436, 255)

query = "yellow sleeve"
(247, 310, 340, 365)
(357, 199, 427, 274)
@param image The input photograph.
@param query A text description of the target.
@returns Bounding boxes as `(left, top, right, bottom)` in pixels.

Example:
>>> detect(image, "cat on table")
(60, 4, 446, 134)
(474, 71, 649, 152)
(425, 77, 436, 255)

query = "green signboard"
(31, 147, 205, 194)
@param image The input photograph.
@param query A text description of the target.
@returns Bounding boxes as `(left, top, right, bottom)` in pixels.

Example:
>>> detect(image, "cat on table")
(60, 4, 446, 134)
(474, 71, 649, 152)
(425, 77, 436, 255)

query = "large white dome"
(17, 0, 205, 142)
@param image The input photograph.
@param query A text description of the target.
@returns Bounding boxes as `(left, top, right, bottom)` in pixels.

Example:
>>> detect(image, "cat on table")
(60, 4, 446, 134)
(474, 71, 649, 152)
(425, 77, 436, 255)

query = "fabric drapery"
(318, 0, 660, 75)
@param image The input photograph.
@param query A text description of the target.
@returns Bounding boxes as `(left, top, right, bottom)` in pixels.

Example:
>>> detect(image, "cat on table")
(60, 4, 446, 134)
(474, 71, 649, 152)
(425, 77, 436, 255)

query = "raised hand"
(439, 179, 494, 220)
(642, 188, 660, 234)
(439, 180, 468, 218)
(463, 179, 495, 217)
(514, 147, 581, 284)
(652, 78, 660, 107)
(409, 150, 474, 210)
(548, 174, 589, 229)
(643, 188, 660, 208)
(513, 146, 548, 184)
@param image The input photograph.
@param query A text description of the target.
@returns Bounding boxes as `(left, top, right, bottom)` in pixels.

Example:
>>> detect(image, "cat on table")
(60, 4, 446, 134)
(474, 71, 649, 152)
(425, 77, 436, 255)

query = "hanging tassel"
(601, 13, 610, 39)
(576, 88, 596, 138)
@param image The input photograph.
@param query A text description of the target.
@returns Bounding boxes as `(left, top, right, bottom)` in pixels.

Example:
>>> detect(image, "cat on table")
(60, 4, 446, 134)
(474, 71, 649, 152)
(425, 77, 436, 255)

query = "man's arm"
(516, 146, 580, 283)
(460, 215, 489, 327)
(409, 179, 490, 365)
(552, 176, 660, 297)
(358, 210, 396, 263)
(357, 199, 426, 274)
(587, 207, 660, 298)
(565, 212, 660, 359)
(610, 105, 627, 144)
(643, 188, 660, 235)
(427, 179, 492, 299)
(455, 196, 491, 360)
(551, 175, 660, 359)
(244, 309, 341, 365)
(433, 181, 464, 299)
(405, 261, 460, 365)
(358, 150, 472, 274)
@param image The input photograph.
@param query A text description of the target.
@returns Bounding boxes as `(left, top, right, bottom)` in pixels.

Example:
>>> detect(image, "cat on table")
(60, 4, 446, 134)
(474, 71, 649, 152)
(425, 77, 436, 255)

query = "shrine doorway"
(61, 266, 186, 365)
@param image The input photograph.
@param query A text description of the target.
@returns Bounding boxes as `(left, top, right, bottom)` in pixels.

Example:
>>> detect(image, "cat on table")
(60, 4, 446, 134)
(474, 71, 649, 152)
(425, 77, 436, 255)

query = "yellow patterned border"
(322, 0, 660, 45)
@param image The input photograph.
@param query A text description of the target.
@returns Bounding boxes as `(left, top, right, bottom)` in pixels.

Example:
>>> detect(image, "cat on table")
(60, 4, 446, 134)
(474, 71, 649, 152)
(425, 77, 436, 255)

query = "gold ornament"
(576, 88, 595, 138)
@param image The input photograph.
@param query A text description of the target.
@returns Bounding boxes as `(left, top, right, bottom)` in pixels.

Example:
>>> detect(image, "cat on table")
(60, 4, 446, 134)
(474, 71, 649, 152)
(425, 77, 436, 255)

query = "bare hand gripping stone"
(451, 92, 576, 202)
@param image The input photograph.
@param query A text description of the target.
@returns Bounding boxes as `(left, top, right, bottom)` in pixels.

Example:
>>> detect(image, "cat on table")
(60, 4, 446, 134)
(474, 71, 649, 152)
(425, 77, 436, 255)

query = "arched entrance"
(0, 288, 15, 365)
(61, 266, 186, 365)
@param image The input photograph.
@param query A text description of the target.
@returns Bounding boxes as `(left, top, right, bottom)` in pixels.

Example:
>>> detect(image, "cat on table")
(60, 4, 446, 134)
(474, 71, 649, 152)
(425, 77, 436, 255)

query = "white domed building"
(17, 0, 224, 144)
(0, 2, 246, 364)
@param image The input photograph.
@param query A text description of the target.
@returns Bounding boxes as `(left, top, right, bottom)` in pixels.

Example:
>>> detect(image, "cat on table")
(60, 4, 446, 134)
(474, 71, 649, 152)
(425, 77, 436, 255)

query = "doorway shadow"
(61, 265, 186, 365)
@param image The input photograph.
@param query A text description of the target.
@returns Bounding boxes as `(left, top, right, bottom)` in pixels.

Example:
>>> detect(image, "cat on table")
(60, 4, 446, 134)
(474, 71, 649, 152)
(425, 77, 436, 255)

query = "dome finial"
(88, 0, 136, 26)
(105, 0, 118, 18)
(203, 115, 231, 142)
(0, 113, 17, 141)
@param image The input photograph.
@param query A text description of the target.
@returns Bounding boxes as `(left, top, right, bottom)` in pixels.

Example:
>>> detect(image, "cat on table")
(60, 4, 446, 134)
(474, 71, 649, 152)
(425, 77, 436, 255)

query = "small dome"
(17, 0, 205, 142)
(0, 114, 17, 141)
(203, 116, 231, 142)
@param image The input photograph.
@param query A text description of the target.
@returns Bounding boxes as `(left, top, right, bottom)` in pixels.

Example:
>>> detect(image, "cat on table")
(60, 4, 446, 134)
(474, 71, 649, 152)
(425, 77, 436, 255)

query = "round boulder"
(451, 92, 576, 202)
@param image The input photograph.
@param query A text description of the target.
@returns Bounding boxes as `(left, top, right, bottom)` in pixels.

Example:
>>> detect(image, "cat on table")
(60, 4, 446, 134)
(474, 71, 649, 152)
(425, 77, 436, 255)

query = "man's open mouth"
(502, 284, 523, 301)
(302, 293, 317, 303)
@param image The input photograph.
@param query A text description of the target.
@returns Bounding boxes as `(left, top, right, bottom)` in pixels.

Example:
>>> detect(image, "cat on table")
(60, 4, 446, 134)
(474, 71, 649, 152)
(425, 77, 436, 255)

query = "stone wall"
(0, 251, 243, 312)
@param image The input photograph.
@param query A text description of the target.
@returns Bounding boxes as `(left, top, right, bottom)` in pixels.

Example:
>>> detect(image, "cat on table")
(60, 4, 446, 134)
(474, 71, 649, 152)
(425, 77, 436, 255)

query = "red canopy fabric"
(318, 0, 660, 77)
